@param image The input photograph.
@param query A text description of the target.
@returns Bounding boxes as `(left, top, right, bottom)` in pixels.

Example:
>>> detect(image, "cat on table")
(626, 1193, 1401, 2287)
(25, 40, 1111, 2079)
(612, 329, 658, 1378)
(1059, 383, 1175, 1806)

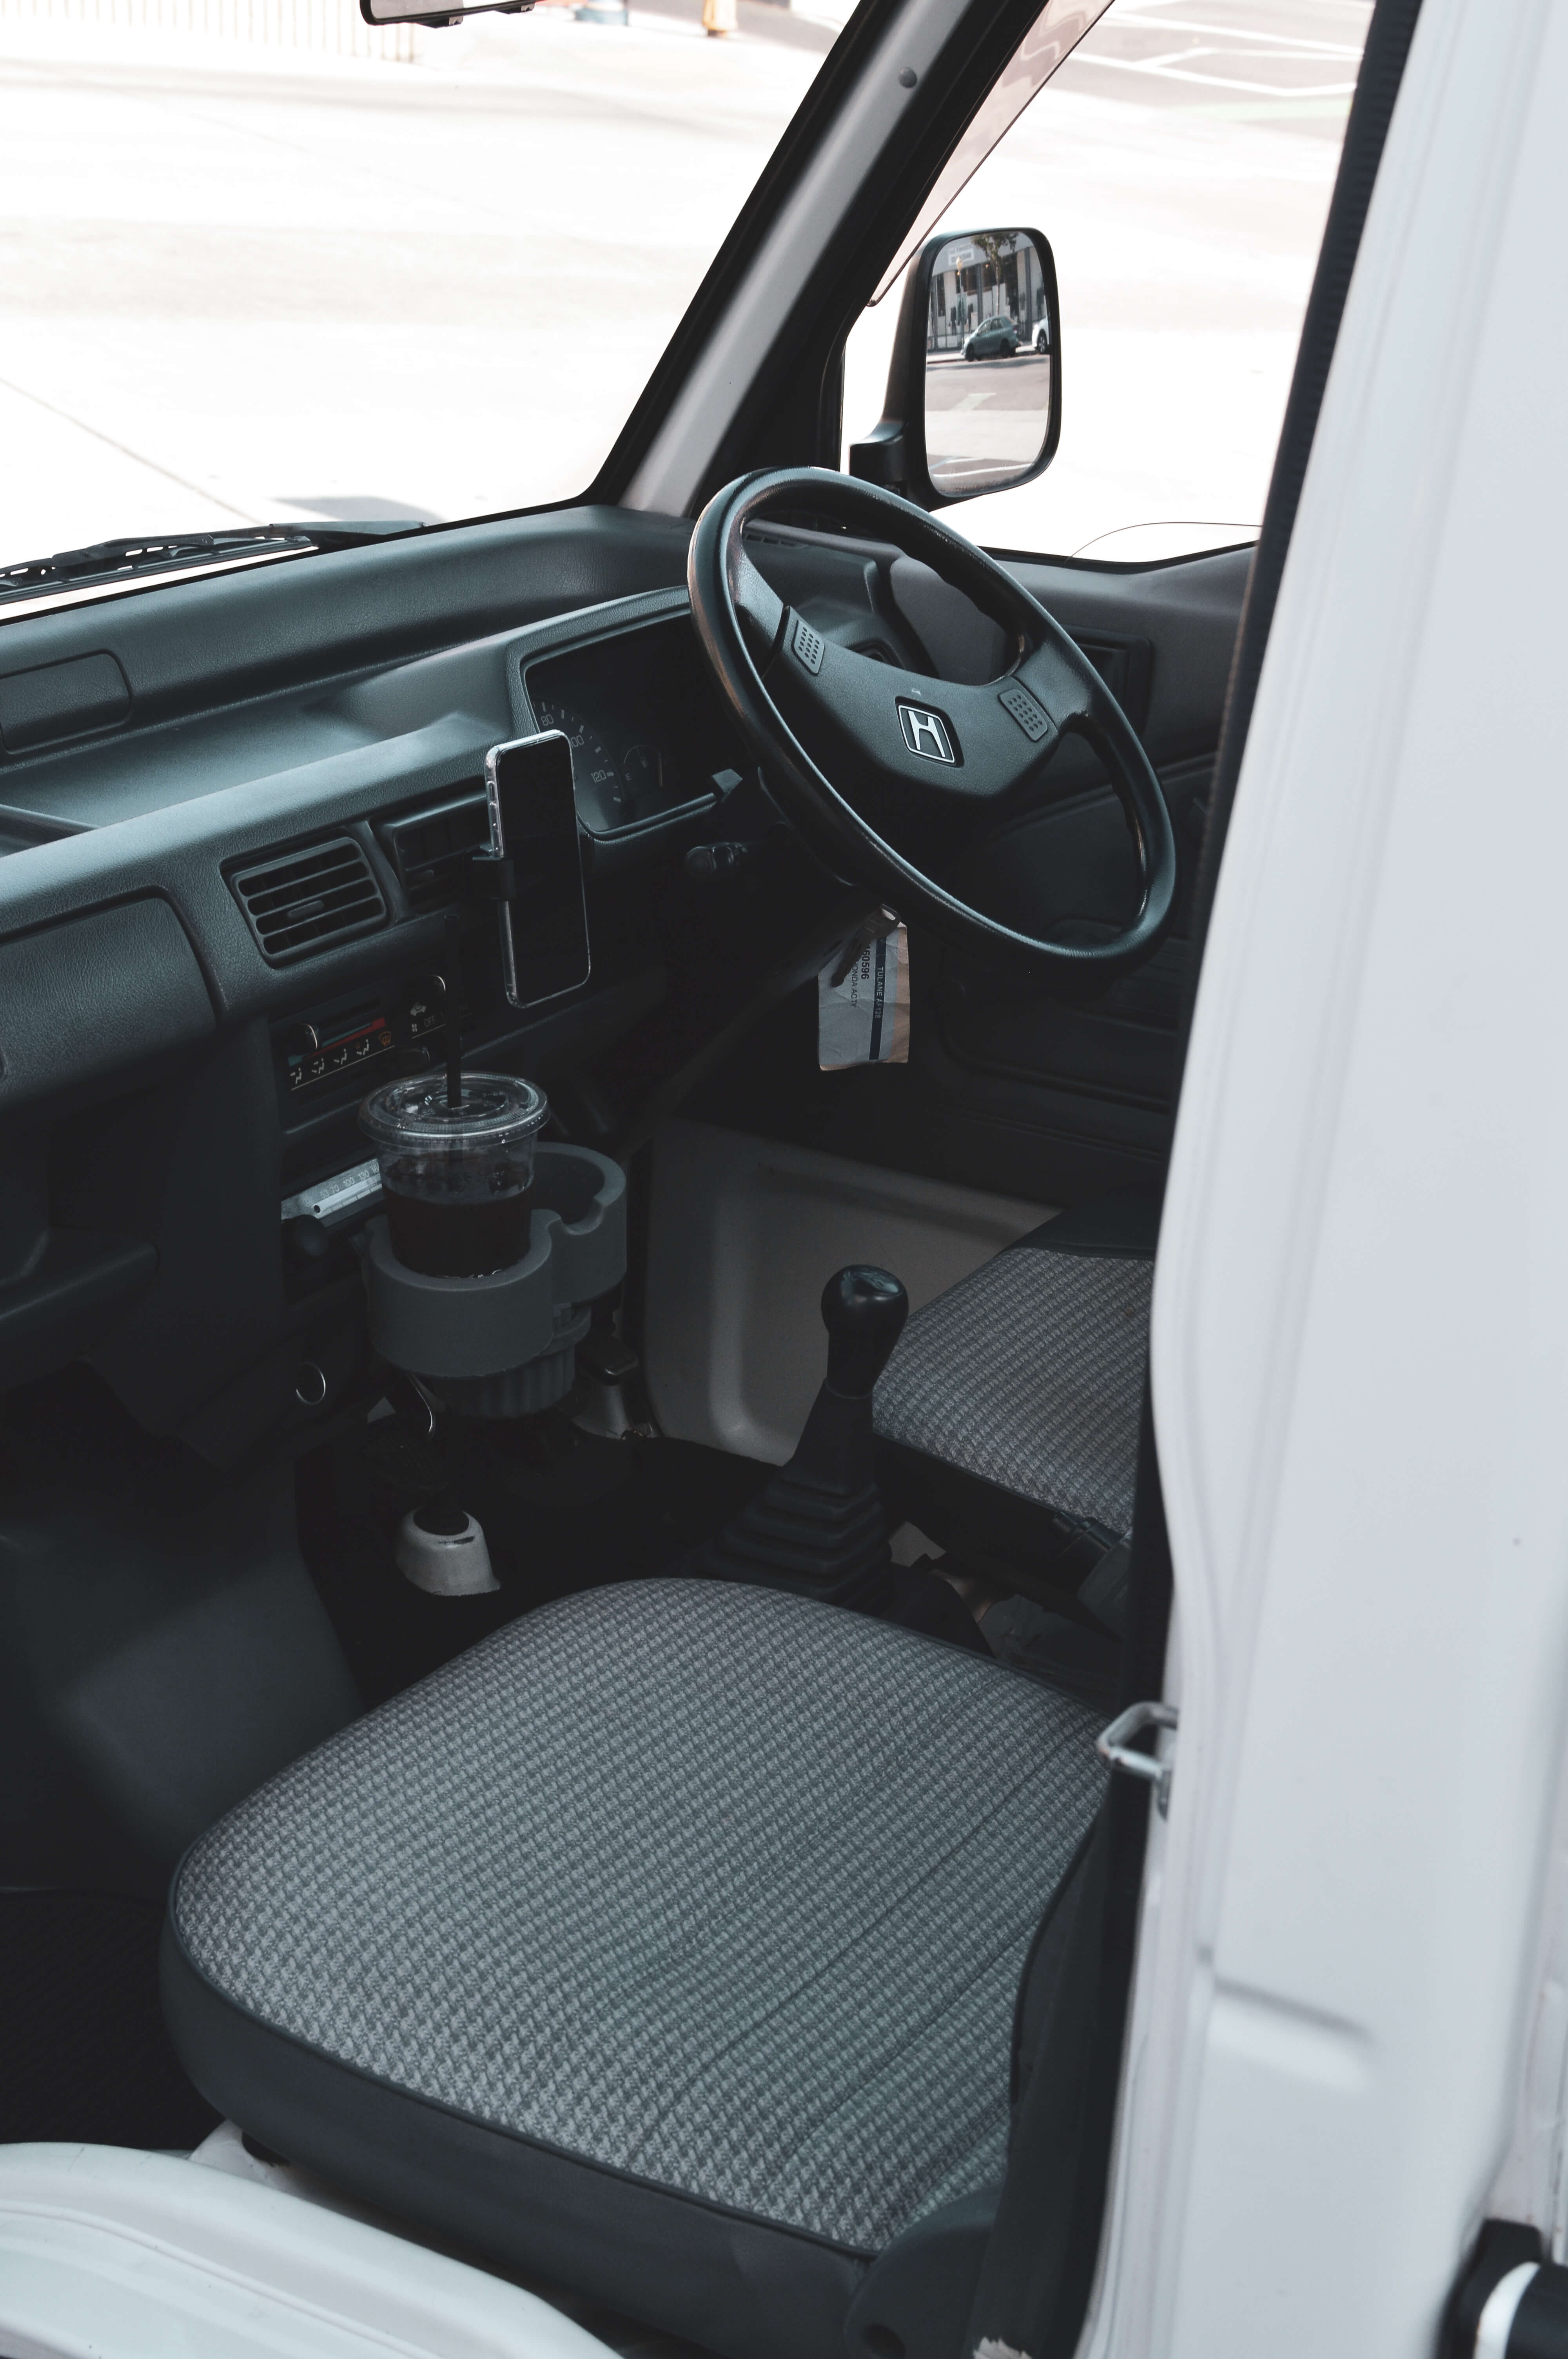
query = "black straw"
(444, 911, 463, 1112)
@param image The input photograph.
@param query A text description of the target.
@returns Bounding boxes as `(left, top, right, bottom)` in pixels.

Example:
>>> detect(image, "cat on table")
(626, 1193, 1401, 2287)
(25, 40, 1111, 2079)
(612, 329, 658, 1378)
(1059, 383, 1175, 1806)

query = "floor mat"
(0, 1888, 219, 2147)
(296, 1415, 771, 1707)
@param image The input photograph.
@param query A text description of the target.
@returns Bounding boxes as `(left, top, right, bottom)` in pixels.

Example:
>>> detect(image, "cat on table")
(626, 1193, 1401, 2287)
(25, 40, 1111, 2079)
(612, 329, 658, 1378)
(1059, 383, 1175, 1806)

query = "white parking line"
(1080, 0, 1370, 102)
(1088, 52, 1358, 95)
(1111, 16, 1364, 53)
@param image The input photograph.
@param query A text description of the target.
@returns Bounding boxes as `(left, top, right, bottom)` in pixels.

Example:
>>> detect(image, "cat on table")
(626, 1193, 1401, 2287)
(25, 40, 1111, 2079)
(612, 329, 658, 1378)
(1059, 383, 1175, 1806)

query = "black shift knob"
(821, 1266, 908, 1398)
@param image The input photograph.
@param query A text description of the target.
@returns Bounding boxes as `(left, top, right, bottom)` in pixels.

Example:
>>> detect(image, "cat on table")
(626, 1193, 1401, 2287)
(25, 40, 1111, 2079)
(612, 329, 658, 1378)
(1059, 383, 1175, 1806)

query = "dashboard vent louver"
(231, 836, 387, 962)
(379, 789, 489, 911)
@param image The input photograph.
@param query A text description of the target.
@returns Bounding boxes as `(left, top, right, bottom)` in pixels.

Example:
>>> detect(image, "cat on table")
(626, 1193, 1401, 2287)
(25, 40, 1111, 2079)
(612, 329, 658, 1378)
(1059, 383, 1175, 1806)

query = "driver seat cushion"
(873, 1192, 1158, 1550)
(162, 1578, 1106, 2359)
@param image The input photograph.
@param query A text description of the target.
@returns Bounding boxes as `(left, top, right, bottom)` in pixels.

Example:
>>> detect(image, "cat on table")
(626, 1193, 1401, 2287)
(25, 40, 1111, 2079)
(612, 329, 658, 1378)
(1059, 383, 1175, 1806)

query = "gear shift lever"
(822, 1265, 909, 1399)
(688, 1265, 907, 1603)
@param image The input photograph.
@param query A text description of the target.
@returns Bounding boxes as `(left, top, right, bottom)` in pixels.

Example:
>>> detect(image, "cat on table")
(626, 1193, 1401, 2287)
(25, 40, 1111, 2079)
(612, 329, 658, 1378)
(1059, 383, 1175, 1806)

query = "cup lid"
(359, 1072, 548, 1153)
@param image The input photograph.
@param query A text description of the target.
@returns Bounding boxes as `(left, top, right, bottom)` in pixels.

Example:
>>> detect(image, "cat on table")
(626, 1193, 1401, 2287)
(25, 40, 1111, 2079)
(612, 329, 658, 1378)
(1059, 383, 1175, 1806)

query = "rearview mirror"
(360, 0, 530, 25)
(849, 228, 1060, 509)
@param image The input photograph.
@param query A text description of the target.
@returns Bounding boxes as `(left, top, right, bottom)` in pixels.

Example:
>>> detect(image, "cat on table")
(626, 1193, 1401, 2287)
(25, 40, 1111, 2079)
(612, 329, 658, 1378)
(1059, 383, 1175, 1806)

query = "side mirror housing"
(849, 228, 1060, 509)
(361, 0, 531, 23)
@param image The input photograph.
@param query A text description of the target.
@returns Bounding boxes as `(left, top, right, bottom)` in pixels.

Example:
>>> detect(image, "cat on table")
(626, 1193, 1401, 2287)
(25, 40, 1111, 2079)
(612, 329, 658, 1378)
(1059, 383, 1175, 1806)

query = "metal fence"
(0, 0, 422, 63)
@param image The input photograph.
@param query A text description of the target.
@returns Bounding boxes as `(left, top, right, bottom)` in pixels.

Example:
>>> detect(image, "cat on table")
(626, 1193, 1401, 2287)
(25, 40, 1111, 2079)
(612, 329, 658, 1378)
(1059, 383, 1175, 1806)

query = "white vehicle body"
(1100, 2, 1568, 2352)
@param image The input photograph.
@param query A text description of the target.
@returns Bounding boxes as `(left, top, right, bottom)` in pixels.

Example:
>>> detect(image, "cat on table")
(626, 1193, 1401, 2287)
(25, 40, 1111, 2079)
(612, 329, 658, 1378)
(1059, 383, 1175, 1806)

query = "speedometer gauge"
(532, 700, 624, 827)
(621, 741, 662, 818)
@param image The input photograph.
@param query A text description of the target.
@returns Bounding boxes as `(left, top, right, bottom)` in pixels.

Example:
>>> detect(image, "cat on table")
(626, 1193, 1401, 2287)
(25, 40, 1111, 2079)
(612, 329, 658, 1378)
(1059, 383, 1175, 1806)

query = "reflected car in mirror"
(962, 316, 1021, 361)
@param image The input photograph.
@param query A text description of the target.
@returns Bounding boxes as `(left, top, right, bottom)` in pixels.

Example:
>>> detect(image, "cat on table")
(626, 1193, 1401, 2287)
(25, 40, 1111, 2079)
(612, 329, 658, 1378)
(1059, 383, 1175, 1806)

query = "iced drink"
(359, 1073, 547, 1278)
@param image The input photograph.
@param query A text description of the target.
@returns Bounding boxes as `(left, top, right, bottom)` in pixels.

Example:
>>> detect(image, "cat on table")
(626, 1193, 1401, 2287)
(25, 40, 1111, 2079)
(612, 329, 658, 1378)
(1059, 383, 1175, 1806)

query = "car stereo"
(273, 970, 450, 1114)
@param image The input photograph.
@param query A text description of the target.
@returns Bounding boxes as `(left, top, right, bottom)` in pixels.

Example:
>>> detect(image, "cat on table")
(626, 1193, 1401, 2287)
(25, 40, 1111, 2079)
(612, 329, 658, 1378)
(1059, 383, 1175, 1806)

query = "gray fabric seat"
(163, 1578, 1105, 2359)
(873, 1194, 1158, 1563)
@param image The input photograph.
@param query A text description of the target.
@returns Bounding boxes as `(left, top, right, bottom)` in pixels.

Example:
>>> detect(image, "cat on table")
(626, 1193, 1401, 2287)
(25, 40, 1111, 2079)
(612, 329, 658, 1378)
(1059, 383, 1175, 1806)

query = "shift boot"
(688, 1266, 907, 1606)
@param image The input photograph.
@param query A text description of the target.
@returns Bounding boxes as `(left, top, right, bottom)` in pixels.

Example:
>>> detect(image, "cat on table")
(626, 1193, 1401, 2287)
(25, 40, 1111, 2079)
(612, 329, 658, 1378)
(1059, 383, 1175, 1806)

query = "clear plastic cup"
(359, 1073, 548, 1277)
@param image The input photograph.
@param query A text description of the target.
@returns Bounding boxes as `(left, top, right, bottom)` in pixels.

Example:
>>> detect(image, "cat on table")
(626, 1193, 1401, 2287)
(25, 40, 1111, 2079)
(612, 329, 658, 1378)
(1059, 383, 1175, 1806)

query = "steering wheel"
(687, 467, 1178, 983)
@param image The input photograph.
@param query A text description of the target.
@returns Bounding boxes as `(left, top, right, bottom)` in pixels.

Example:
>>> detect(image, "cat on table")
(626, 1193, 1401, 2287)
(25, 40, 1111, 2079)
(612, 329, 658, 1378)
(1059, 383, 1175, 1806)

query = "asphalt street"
(0, 0, 1369, 567)
(925, 351, 1053, 495)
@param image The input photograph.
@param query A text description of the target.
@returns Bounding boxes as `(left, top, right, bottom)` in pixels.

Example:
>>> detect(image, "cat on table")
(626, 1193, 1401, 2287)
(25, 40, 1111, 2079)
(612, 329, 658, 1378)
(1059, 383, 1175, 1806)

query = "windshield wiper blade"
(0, 518, 433, 621)
(0, 527, 318, 614)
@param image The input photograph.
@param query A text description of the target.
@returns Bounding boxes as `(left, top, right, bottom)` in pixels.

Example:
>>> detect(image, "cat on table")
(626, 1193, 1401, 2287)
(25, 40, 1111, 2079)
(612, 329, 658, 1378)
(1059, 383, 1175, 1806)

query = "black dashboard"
(0, 579, 733, 1136)
(0, 525, 735, 1455)
(0, 500, 1245, 1467)
(260, 594, 755, 1203)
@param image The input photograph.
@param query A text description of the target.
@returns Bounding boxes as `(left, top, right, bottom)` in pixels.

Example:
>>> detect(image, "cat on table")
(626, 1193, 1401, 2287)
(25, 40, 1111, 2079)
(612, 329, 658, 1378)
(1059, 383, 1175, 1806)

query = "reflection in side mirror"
(924, 231, 1054, 498)
(849, 226, 1060, 511)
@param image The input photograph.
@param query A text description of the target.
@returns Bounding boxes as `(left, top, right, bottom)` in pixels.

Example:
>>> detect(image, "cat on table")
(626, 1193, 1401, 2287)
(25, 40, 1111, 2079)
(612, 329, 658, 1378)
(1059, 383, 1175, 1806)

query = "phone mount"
(362, 1142, 626, 1417)
(466, 846, 516, 993)
(468, 847, 515, 901)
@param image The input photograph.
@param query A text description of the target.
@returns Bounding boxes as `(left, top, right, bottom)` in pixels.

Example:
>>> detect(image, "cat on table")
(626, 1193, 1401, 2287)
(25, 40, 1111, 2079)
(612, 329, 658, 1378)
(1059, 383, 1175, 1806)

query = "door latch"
(1098, 1700, 1179, 1816)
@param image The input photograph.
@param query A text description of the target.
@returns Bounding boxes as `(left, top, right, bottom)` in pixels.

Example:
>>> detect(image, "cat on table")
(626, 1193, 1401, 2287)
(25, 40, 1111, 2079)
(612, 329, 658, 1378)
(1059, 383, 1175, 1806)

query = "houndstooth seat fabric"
(873, 1197, 1158, 1545)
(163, 1578, 1105, 2359)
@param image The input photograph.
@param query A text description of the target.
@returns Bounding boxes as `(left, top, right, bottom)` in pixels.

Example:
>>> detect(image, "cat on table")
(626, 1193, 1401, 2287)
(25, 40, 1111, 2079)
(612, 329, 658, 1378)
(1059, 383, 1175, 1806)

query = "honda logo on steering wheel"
(898, 703, 958, 765)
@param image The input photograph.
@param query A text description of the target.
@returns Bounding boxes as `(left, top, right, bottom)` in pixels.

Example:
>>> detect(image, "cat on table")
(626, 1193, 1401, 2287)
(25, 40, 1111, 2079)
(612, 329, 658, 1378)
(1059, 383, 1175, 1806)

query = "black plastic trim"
(160, 1919, 870, 2359)
(981, 539, 1258, 577)
(1444, 2223, 1546, 2359)
(0, 510, 691, 721)
(0, 1231, 158, 1390)
(965, 1388, 1171, 2359)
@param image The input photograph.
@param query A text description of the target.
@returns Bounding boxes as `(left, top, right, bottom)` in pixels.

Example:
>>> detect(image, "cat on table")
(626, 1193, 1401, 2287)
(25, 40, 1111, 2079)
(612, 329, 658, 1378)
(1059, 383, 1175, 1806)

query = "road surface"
(924, 350, 1053, 495)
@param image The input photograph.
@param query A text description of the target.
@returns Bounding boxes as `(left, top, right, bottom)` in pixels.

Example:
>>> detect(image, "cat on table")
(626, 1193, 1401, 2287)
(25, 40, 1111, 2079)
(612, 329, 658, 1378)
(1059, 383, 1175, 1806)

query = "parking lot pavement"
(926, 352, 1053, 407)
(0, 0, 1368, 569)
(1062, 0, 1368, 127)
(0, 5, 820, 559)
(925, 352, 1054, 495)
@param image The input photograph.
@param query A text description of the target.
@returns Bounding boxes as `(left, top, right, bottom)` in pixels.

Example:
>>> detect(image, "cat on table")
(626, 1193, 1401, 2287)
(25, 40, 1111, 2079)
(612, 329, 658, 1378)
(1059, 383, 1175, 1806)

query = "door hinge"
(1098, 1700, 1179, 1816)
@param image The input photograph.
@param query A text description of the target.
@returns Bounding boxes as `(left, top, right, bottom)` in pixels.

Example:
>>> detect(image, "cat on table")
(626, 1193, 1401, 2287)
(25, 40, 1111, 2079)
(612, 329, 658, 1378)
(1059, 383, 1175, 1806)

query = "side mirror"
(849, 229, 1060, 509)
(360, 0, 530, 23)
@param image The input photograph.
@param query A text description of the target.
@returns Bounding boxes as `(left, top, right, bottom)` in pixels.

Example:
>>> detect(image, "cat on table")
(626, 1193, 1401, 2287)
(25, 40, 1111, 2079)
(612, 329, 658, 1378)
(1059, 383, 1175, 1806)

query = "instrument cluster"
(523, 613, 748, 838)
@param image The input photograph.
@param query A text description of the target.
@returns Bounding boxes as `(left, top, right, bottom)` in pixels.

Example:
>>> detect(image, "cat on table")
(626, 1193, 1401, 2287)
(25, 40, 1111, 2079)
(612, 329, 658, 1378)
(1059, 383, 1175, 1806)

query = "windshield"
(0, 0, 838, 570)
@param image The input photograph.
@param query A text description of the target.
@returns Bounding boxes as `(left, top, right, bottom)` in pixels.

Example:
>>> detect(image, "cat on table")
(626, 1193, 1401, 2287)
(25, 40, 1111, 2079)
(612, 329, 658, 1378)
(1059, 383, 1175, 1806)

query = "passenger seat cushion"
(163, 1580, 1105, 2359)
(874, 1241, 1154, 1539)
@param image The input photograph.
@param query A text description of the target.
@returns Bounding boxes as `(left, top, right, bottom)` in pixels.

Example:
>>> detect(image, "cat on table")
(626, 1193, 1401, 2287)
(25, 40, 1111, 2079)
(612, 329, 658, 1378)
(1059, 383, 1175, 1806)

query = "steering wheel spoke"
(690, 469, 1177, 983)
(1012, 639, 1097, 735)
(730, 542, 787, 669)
(772, 633, 1045, 825)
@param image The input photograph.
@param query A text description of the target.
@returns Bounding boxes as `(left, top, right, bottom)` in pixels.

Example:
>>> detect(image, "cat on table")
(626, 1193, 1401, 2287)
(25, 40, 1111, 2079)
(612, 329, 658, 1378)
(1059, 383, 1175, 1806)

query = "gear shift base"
(688, 1267, 908, 1605)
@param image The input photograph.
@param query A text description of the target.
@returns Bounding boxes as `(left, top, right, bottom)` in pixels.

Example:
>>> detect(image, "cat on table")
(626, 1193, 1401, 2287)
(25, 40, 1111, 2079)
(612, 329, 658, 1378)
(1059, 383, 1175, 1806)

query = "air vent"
(231, 836, 387, 963)
(379, 789, 488, 910)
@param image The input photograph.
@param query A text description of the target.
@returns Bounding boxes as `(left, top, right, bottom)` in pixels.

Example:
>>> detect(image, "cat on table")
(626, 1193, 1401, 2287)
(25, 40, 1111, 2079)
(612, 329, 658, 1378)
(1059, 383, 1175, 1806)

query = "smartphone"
(484, 732, 592, 1012)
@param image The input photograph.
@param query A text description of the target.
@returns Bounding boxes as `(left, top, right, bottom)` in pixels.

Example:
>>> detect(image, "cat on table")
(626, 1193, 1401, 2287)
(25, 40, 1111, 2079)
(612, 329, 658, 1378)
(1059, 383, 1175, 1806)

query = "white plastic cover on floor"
(0, 2139, 621, 2359)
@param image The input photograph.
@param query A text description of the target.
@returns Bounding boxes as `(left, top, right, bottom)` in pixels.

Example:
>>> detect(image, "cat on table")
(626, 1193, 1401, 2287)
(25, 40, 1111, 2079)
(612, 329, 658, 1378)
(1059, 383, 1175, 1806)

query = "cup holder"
(362, 1143, 626, 1418)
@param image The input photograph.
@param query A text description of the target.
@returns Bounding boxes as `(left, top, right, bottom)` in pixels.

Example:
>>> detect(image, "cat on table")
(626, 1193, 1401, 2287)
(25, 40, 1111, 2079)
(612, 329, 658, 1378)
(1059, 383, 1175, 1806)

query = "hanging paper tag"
(818, 916, 910, 1070)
